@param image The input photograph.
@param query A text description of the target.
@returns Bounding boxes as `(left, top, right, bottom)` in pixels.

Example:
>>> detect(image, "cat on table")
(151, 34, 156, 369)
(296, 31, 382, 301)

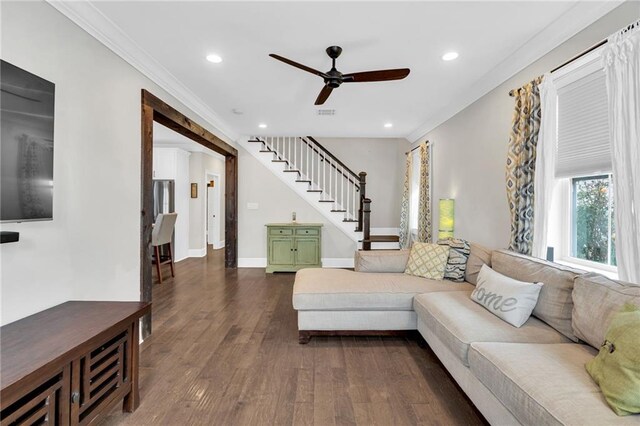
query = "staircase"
(242, 136, 399, 250)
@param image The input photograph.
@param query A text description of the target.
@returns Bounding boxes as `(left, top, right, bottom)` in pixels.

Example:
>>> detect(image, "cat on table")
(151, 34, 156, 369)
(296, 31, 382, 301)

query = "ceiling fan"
(269, 46, 410, 105)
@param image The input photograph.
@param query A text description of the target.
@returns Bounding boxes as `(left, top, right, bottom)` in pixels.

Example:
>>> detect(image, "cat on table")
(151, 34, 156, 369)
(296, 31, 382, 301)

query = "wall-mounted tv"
(1, 60, 55, 222)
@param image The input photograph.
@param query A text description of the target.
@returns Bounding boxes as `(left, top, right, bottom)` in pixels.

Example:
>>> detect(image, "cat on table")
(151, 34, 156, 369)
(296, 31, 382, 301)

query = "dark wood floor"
(102, 248, 486, 425)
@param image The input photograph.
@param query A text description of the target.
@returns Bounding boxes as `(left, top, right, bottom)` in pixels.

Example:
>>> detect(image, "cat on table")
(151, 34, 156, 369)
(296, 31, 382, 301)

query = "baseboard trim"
(212, 240, 225, 249)
(238, 257, 354, 269)
(238, 258, 267, 268)
(188, 248, 207, 258)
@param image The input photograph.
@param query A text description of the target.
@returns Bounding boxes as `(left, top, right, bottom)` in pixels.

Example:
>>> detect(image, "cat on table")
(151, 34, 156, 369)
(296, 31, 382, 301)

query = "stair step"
(272, 160, 288, 163)
(331, 209, 347, 212)
(361, 235, 400, 243)
(318, 200, 335, 203)
(283, 169, 300, 173)
(248, 139, 263, 143)
(259, 149, 273, 153)
(296, 179, 312, 183)
(307, 189, 323, 193)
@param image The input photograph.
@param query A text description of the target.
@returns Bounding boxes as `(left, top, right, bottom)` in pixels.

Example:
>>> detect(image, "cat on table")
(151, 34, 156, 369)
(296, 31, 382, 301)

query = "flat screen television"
(1, 60, 55, 222)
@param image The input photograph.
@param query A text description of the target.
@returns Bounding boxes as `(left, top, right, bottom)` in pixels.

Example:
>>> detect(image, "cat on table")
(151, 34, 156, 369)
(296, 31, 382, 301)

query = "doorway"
(206, 173, 223, 250)
(141, 89, 238, 339)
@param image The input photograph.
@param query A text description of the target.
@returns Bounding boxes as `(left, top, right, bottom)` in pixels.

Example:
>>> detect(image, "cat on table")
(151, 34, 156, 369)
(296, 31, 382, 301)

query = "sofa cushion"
(465, 242, 493, 285)
(413, 291, 570, 366)
(404, 243, 449, 280)
(469, 342, 639, 425)
(354, 249, 409, 273)
(491, 249, 582, 341)
(293, 268, 473, 311)
(572, 272, 640, 349)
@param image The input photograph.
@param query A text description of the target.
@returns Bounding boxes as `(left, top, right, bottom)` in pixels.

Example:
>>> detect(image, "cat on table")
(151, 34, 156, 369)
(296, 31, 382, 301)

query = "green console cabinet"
(266, 223, 322, 273)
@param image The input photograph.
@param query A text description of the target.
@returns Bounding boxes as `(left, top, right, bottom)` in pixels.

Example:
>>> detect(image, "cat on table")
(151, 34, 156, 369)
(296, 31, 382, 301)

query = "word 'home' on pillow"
(471, 265, 543, 328)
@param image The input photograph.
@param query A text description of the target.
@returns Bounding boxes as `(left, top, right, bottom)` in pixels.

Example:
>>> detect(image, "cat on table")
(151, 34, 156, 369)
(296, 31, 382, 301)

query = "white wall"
(316, 138, 409, 228)
(189, 151, 225, 253)
(0, 1, 233, 326)
(238, 145, 357, 263)
(173, 149, 190, 261)
(410, 2, 638, 250)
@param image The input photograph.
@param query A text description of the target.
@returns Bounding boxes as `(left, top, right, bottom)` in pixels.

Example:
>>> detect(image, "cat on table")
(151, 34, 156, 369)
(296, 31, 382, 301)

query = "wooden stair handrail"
(298, 138, 361, 188)
(250, 137, 360, 188)
(304, 137, 360, 181)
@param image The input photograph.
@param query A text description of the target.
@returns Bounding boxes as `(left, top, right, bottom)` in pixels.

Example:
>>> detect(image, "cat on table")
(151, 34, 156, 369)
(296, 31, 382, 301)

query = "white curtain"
(602, 21, 640, 283)
(532, 73, 558, 259)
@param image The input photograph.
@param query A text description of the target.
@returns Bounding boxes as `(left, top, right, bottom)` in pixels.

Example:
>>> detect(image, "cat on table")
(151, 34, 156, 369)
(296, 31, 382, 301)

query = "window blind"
(555, 62, 611, 178)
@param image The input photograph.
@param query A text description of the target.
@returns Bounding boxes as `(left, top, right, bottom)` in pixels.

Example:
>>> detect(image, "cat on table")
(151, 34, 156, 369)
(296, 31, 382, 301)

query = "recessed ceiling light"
(442, 51, 459, 61)
(206, 54, 222, 63)
(258, 123, 267, 129)
(384, 122, 393, 128)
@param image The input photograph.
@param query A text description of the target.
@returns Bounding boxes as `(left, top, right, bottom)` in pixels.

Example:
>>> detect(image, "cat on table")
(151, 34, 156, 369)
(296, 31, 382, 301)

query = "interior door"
(207, 179, 220, 248)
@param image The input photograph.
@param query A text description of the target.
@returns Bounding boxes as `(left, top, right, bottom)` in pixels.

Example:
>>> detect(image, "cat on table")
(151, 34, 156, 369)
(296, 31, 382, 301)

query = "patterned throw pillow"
(404, 243, 450, 280)
(438, 238, 471, 282)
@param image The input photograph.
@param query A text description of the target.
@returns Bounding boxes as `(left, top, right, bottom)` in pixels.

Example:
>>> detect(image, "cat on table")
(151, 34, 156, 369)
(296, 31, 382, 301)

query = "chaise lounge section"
(292, 244, 640, 424)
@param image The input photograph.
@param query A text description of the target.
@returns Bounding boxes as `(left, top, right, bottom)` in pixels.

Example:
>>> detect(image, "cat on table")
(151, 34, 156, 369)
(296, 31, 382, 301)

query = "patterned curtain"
(506, 77, 542, 255)
(399, 152, 412, 249)
(417, 142, 432, 243)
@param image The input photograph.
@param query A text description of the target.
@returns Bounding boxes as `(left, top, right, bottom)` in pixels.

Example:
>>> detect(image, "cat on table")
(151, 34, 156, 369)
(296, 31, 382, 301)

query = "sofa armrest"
(354, 250, 410, 273)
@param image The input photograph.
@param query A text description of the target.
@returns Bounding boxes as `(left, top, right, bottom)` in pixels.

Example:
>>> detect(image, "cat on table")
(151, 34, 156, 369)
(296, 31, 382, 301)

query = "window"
(547, 46, 618, 275)
(571, 174, 616, 267)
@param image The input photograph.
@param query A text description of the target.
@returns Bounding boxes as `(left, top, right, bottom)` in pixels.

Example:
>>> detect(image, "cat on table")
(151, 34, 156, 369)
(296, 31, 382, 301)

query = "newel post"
(357, 172, 367, 232)
(362, 198, 372, 251)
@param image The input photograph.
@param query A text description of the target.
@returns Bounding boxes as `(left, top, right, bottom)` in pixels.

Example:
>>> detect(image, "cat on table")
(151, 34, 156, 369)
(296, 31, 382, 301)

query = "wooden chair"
(152, 213, 178, 284)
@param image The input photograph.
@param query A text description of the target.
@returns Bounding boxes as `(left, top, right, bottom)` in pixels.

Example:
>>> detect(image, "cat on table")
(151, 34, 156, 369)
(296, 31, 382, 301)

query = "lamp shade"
(438, 199, 455, 239)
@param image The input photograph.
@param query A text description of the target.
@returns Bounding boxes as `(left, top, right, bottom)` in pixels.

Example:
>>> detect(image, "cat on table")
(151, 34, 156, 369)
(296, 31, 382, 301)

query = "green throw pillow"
(586, 304, 640, 416)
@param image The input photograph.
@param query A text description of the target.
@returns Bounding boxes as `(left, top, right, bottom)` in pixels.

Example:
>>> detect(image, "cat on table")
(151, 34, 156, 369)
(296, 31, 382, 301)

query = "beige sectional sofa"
(292, 244, 640, 425)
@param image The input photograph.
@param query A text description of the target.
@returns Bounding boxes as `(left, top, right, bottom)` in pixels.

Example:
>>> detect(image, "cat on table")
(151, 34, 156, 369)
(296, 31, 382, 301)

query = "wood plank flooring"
(102, 249, 487, 426)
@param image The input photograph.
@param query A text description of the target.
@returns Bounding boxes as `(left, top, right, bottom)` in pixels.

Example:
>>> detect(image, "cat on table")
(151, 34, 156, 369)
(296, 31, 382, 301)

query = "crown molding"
(407, 0, 624, 143)
(46, 0, 239, 144)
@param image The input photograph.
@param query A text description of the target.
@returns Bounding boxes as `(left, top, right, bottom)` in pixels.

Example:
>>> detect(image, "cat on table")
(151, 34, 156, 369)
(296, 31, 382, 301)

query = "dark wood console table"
(0, 301, 151, 425)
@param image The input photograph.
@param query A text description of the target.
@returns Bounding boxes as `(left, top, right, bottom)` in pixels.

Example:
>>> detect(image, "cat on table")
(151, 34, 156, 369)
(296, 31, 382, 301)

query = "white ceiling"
(77, 1, 620, 140)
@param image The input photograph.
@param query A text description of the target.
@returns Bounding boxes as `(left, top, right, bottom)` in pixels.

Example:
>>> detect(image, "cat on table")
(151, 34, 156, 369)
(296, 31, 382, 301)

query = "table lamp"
(438, 199, 455, 239)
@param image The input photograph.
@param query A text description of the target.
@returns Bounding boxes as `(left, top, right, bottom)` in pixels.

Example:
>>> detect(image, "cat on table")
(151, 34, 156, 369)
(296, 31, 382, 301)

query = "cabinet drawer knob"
(71, 391, 80, 404)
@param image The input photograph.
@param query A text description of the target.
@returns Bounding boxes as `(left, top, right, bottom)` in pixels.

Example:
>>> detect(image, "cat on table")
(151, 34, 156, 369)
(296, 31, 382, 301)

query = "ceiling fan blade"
(269, 54, 327, 78)
(342, 68, 410, 83)
(314, 85, 333, 105)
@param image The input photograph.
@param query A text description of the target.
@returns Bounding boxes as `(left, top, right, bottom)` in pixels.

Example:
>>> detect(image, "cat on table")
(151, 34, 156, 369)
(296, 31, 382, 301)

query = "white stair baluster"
(341, 166, 344, 216)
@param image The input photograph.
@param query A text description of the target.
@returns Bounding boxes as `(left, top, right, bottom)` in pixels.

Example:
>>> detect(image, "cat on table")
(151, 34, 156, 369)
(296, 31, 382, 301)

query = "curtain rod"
(509, 21, 638, 97)
(405, 141, 430, 155)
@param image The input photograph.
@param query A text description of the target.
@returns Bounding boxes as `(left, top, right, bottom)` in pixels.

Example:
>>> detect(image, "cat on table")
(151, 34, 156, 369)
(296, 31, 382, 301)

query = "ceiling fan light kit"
(269, 46, 410, 105)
